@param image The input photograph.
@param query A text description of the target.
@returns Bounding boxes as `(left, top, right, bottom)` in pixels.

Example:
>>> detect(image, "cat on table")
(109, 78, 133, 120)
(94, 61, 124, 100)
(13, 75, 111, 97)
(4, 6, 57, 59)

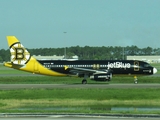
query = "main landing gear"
(82, 74, 88, 84)
(134, 76, 138, 84)
(82, 79, 87, 84)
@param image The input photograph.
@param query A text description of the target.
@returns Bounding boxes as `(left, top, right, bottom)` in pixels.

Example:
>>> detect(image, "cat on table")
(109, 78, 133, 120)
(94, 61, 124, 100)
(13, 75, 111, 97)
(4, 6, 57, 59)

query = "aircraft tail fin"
(6, 36, 31, 65)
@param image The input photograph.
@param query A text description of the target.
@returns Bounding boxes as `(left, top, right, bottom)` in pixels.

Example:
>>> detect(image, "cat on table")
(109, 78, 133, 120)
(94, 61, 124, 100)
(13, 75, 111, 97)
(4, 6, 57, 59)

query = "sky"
(0, 0, 160, 49)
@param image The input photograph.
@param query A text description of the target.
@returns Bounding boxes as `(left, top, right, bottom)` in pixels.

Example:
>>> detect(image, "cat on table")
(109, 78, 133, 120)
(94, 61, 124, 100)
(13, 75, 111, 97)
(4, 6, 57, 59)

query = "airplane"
(4, 36, 157, 84)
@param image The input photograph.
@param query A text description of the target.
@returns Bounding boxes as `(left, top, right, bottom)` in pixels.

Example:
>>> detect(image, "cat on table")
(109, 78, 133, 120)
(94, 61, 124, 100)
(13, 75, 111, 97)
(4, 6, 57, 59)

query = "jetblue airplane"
(4, 36, 157, 84)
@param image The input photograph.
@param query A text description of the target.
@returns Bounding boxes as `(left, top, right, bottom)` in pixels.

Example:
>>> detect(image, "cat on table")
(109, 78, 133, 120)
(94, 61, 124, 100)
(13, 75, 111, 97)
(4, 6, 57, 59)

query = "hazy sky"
(1, 0, 160, 49)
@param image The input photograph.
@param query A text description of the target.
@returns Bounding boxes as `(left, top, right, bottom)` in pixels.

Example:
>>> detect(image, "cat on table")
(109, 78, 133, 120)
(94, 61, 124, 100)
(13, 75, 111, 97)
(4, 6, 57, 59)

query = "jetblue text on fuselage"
(107, 62, 131, 69)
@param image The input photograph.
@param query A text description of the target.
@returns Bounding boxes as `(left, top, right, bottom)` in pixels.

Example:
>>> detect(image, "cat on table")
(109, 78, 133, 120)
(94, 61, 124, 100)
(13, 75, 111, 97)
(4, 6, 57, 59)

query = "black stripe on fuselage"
(37, 60, 154, 75)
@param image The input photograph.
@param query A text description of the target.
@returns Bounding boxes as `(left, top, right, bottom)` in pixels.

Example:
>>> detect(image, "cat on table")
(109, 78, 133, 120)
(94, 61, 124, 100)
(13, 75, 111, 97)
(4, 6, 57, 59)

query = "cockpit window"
(144, 63, 151, 67)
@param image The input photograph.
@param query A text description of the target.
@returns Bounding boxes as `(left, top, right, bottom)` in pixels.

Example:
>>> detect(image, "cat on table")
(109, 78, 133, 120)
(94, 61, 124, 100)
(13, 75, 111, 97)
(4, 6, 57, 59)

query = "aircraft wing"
(68, 67, 113, 83)
(68, 67, 111, 75)
(70, 67, 96, 73)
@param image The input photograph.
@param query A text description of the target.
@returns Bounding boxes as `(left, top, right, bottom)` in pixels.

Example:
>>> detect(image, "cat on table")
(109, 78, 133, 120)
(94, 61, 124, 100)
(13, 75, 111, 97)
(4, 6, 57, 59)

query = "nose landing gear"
(134, 76, 138, 84)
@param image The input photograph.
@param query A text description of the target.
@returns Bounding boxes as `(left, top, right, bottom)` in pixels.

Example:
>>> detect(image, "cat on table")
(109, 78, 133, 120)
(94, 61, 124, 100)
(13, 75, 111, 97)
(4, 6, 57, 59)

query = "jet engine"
(90, 73, 112, 81)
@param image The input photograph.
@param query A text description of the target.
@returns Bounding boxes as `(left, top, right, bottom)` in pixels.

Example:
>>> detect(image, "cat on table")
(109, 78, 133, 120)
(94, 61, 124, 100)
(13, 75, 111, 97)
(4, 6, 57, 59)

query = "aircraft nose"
(153, 67, 157, 74)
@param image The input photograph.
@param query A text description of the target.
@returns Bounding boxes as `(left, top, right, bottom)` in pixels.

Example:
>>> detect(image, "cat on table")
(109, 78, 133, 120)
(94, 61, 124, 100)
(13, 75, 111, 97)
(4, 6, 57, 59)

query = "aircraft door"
(134, 61, 139, 71)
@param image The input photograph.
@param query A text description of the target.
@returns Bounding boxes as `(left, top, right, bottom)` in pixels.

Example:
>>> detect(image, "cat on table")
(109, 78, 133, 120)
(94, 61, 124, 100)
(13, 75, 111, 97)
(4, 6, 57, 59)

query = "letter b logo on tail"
(15, 48, 24, 59)
(10, 43, 31, 65)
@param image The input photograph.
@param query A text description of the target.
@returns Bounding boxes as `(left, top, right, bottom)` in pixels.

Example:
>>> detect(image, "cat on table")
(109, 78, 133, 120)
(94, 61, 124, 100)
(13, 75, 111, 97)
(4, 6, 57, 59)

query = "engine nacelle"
(90, 73, 112, 81)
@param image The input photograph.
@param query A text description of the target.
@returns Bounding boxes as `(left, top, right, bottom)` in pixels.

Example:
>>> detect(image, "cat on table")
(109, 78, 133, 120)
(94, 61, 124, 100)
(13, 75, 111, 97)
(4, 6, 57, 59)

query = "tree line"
(0, 45, 160, 62)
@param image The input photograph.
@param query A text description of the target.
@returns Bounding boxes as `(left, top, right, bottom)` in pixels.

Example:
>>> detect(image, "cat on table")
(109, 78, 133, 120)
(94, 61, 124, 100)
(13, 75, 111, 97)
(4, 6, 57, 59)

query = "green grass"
(0, 75, 159, 84)
(0, 88, 160, 100)
(0, 88, 160, 113)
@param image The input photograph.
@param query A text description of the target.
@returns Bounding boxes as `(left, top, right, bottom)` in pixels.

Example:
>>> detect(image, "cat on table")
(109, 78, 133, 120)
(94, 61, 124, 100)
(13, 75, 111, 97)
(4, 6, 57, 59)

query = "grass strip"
(0, 88, 160, 113)
(0, 76, 160, 84)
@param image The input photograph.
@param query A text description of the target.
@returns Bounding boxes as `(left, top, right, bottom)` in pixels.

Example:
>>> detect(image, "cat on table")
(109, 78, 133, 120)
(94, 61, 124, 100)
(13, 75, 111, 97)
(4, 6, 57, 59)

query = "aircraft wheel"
(134, 81, 138, 84)
(82, 79, 87, 84)
(134, 76, 138, 84)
